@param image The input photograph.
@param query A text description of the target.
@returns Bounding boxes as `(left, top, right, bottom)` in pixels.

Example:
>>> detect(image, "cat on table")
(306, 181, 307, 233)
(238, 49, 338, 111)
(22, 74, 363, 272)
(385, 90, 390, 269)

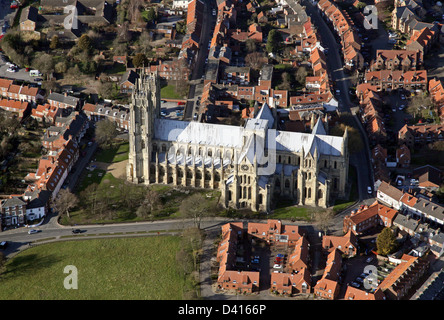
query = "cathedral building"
(126, 71, 349, 212)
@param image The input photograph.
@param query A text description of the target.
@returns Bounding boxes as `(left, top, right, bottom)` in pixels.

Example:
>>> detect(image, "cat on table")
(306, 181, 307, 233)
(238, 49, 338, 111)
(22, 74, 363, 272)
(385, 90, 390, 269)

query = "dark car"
(72, 229, 82, 234)
(0, 241, 8, 249)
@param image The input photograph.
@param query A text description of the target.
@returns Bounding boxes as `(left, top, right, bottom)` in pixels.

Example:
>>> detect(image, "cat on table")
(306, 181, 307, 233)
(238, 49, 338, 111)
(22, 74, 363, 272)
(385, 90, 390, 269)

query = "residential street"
(184, 0, 216, 121)
(298, 0, 374, 201)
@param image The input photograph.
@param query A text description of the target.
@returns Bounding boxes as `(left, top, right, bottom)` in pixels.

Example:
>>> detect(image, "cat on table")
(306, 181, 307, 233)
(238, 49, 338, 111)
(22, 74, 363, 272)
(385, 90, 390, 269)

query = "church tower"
(127, 70, 161, 185)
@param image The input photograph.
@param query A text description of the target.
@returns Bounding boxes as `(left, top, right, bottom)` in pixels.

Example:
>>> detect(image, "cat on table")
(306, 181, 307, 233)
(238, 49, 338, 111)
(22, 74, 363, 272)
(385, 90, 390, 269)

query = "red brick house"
(247, 219, 305, 246)
(343, 201, 398, 235)
(344, 286, 386, 300)
(314, 249, 342, 300)
(270, 268, 311, 295)
(379, 254, 429, 300)
(322, 230, 358, 257)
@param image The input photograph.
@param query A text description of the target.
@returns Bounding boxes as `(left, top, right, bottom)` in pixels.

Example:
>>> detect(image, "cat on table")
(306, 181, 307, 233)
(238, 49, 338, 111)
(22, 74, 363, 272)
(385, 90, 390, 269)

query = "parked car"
(251, 258, 259, 264)
(6, 67, 17, 73)
(0, 241, 8, 249)
(367, 186, 372, 194)
(366, 257, 374, 263)
(276, 253, 285, 258)
(273, 264, 282, 269)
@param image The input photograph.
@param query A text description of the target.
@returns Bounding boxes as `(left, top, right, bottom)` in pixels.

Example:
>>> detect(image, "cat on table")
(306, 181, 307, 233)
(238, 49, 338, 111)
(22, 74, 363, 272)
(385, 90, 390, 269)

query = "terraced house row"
(216, 220, 311, 295)
(317, 0, 363, 70)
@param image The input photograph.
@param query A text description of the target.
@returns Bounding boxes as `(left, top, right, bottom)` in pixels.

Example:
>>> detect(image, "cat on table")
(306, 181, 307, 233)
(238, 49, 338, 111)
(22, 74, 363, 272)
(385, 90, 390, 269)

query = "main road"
(0, 214, 234, 259)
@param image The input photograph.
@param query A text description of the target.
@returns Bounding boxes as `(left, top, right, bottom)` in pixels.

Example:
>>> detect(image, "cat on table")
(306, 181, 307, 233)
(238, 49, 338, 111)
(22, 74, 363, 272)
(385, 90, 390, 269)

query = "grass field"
(161, 84, 184, 100)
(95, 141, 129, 163)
(0, 237, 195, 300)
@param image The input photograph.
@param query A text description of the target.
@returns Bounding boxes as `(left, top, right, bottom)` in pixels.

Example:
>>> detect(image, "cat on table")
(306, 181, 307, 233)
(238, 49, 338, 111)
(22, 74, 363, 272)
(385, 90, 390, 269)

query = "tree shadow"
(3, 253, 62, 276)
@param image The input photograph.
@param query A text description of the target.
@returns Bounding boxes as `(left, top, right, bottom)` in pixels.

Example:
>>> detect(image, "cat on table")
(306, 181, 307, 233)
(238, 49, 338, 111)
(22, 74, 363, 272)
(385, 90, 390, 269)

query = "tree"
(98, 81, 115, 99)
(245, 38, 257, 53)
(179, 193, 215, 229)
(330, 122, 363, 154)
(295, 66, 307, 86)
(312, 209, 334, 235)
(55, 61, 68, 74)
(78, 34, 93, 52)
(245, 52, 267, 71)
(279, 72, 291, 90)
(117, 21, 132, 43)
(266, 29, 282, 53)
(51, 188, 79, 219)
(95, 119, 117, 148)
(181, 227, 203, 272)
(376, 227, 397, 256)
(137, 30, 153, 55)
(132, 53, 148, 68)
(406, 94, 432, 118)
(144, 8, 158, 23)
(33, 53, 54, 79)
(136, 188, 161, 218)
(49, 35, 59, 50)
(175, 20, 187, 34)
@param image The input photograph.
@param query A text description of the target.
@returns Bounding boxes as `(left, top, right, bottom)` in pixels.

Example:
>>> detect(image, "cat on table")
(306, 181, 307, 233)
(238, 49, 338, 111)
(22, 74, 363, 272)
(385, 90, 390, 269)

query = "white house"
(376, 181, 404, 210)
(172, 0, 191, 9)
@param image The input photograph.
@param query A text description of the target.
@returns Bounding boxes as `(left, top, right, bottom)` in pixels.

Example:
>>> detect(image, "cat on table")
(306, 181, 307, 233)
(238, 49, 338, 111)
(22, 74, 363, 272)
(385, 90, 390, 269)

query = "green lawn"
(161, 84, 184, 100)
(76, 170, 119, 193)
(0, 237, 194, 300)
(270, 205, 312, 220)
(95, 141, 129, 163)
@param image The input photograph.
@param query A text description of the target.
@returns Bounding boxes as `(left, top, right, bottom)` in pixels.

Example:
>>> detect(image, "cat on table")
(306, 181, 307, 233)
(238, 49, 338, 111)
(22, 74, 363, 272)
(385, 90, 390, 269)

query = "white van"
(29, 70, 42, 77)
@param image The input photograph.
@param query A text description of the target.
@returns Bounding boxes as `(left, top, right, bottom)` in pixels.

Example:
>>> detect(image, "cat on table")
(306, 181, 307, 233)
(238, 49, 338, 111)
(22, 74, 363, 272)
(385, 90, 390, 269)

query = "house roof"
(48, 92, 80, 106)
(345, 287, 385, 300)
(20, 5, 38, 23)
(377, 181, 404, 201)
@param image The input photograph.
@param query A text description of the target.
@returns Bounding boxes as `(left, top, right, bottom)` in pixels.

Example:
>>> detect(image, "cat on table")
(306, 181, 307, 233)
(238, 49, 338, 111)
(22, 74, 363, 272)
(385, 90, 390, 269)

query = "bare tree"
(179, 193, 215, 229)
(137, 188, 161, 218)
(406, 94, 432, 118)
(312, 209, 334, 236)
(95, 119, 117, 148)
(51, 188, 79, 219)
(295, 66, 307, 86)
(245, 52, 267, 71)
